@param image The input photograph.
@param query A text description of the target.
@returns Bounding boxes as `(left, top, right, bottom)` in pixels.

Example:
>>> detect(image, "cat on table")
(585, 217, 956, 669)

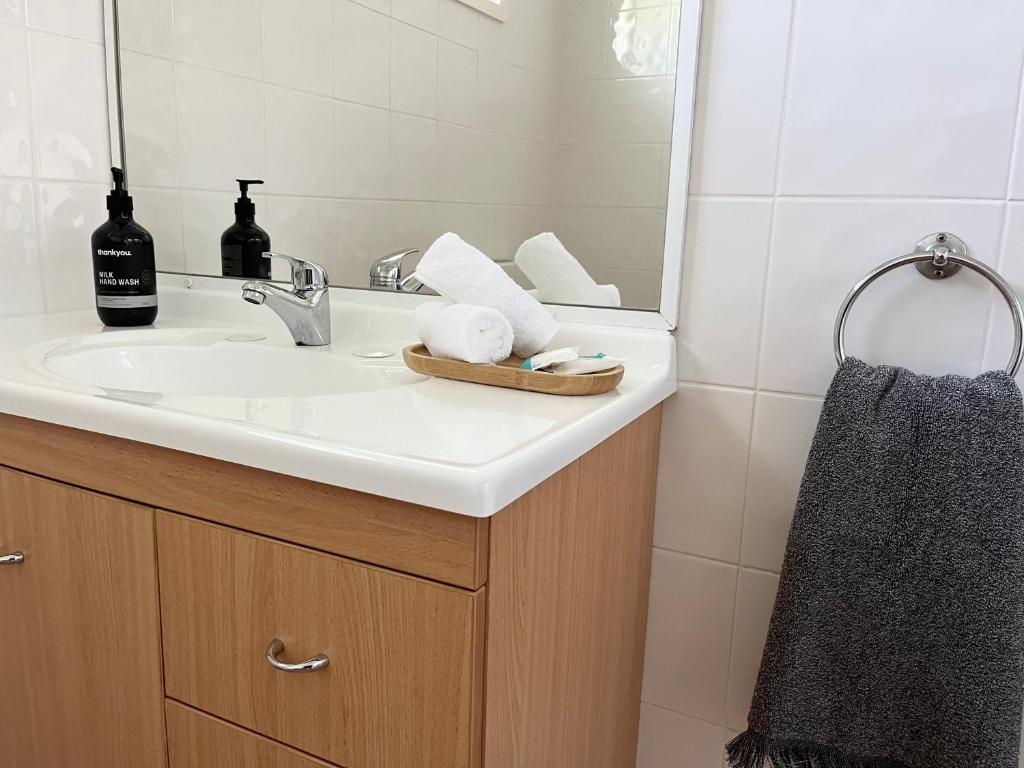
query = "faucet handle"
(265, 252, 329, 292)
(370, 249, 420, 291)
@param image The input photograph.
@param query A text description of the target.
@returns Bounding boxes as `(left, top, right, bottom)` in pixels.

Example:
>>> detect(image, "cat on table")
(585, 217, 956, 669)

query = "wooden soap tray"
(402, 345, 624, 396)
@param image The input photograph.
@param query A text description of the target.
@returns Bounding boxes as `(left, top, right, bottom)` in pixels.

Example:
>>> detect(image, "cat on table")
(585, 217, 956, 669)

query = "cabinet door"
(0, 467, 166, 767)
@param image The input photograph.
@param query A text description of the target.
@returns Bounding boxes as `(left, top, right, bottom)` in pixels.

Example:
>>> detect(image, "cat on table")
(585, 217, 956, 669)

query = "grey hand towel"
(728, 358, 1024, 768)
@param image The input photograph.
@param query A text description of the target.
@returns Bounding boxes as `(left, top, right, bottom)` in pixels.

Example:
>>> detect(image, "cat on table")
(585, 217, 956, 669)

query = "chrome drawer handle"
(0, 552, 24, 565)
(266, 639, 329, 673)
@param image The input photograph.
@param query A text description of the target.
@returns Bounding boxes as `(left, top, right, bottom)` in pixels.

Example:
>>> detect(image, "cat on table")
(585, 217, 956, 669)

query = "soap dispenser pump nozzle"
(106, 167, 133, 216)
(234, 178, 264, 219)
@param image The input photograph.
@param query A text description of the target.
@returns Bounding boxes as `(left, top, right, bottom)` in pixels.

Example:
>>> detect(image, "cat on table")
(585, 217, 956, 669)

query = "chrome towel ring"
(833, 232, 1024, 377)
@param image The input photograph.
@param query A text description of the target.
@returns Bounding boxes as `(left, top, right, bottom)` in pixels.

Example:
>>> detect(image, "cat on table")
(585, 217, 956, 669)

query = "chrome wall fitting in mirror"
(107, 0, 700, 321)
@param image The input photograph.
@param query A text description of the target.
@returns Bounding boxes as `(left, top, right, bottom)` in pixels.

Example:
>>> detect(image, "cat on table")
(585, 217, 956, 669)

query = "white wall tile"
(117, 0, 173, 57)
(35, 181, 106, 313)
(677, 198, 771, 388)
(741, 392, 822, 572)
(132, 186, 185, 273)
(173, 0, 261, 79)
(391, 0, 438, 33)
(390, 20, 438, 118)
(654, 384, 754, 563)
(0, 181, 43, 318)
(724, 568, 779, 731)
(264, 195, 344, 268)
(560, 76, 673, 146)
(352, 0, 389, 12)
(642, 549, 737, 723)
(437, 40, 477, 127)
(26, 0, 103, 42)
(334, 0, 390, 108)
(636, 704, 726, 768)
(0, 0, 25, 24)
(436, 121, 485, 203)
(29, 32, 110, 183)
(265, 87, 334, 197)
(335, 101, 390, 198)
(263, 0, 333, 97)
(0, 24, 33, 178)
(555, 144, 667, 208)
(985, 203, 1024, 378)
(438, 0, 479, 49)
(390, 113, 438, 200)
(688, 0, 792, 195)
(779, 0, 1024, 198)
(759, 199, 1005, 396)
(121, 52, 179, 188)
(175, 64, 265, 192)
(546, 206, 665, 272)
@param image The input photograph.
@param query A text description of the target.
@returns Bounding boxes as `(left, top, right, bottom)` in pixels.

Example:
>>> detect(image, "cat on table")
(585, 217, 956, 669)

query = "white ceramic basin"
(40, 330, 419, 398)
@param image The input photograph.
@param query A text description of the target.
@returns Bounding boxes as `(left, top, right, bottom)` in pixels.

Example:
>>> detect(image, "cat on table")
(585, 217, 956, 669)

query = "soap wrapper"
(520, 347, 579, 371)
(552, 355, 626, 376)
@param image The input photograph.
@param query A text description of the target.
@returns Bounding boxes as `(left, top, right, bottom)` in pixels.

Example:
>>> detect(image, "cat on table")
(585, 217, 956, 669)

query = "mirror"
(110, 0, 696, 313)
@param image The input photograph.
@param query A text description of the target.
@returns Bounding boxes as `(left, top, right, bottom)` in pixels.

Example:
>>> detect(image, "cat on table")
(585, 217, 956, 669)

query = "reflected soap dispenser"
(222, 179, 271, 279)
(91, 167, 158, 327)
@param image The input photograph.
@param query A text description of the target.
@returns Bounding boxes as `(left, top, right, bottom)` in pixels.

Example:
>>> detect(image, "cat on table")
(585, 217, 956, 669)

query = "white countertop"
(0, 277, 676, 517)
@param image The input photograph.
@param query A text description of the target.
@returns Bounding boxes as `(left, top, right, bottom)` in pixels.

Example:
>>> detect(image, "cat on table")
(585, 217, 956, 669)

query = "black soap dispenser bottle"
(91, 167, 158, 327)
(221, 179, 271, 279)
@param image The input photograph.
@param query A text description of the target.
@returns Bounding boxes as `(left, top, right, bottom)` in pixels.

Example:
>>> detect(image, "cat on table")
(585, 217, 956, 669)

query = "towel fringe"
(725, 730, 911, 768)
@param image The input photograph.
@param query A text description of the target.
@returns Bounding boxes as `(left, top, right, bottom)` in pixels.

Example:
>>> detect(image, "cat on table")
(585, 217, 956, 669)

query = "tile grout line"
(720, 0, 801, 729)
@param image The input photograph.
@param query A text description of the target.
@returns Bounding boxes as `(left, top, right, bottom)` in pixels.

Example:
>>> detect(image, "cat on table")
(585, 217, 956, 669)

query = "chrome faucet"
(241, 253, 331, 346)
(369, 249, 424, 292)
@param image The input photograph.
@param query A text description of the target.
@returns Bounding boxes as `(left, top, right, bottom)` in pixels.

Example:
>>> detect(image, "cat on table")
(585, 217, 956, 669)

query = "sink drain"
(352, 347, 395, 359)
(226, 333, 267, 343)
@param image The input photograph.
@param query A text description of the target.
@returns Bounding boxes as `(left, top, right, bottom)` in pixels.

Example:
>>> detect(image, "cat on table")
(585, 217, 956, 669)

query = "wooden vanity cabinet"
(0, 467, 166, 767)
(0, 406, 661, 768)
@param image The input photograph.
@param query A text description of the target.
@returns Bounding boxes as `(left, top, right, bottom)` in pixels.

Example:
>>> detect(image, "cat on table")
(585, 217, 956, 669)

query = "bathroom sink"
(38, 330, 419, 398)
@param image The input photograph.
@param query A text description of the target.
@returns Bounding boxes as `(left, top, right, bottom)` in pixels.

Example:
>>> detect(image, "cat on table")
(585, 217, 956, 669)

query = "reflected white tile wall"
(175, 64, 265, 191)
(334, 0, 391, 108)
(335, 101, 391, 199)
(390, 20, 439, 118)
(121, 51, 179, 188)
(263, 0, 333, 97)
(27, 0, 103, 42)
(265, 87, 334, 197)
(172, 0, 261, 79)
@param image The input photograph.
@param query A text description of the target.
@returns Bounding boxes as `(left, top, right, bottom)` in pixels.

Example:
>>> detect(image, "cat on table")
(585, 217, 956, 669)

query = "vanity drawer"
(157, 512, 485, 768)
(167, 700, 338, 768)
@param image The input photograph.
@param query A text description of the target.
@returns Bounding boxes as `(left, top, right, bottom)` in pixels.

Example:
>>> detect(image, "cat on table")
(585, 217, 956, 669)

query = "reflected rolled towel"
(415, 233, 559, 358)
(514, 232, 622, 308)
(414, 301, 514, 365)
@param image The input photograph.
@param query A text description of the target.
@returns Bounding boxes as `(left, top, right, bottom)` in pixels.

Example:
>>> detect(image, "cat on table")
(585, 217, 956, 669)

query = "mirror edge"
(101, 0, 703, 331)
(103, 0, 125, 178)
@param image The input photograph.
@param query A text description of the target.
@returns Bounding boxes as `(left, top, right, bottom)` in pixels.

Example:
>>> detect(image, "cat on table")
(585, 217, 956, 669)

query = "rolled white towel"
(414, 233, 559, 358)
(514, 232, 622, 308)
(413, 301, 514, 364)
